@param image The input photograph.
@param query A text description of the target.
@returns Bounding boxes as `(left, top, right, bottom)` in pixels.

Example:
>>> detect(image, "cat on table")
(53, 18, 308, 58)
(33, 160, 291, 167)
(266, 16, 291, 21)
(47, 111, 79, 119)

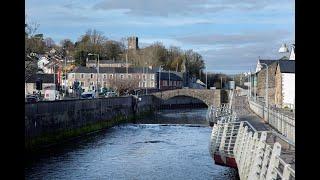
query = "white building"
(275, 60, 295, 109)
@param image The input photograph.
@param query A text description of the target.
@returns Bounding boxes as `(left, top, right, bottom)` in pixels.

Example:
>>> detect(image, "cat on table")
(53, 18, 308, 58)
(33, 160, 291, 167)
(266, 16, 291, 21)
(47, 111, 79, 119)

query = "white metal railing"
(206, 103, 236, 125)
(209, 121, 295, 180)
(248, 100, 295, 143)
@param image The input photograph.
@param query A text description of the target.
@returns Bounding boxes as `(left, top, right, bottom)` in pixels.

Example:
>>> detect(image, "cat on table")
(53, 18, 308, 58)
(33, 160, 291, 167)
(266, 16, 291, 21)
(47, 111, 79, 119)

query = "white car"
(44, 90, 60, 101)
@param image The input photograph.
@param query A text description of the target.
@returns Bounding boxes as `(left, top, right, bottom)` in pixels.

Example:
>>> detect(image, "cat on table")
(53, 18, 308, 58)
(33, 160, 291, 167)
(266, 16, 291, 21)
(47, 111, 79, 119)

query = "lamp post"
(53, 63, 57, 100)
(260, 62, 269, 122)
(205, 69, 208, 89)
(145, 62, 148, 95)
(278, 43, 289, 53)
(169, 69, 171, 90)
(64, 49, 67, 97)
(159, 65, 164, 91)
(88, 53, 100, 97)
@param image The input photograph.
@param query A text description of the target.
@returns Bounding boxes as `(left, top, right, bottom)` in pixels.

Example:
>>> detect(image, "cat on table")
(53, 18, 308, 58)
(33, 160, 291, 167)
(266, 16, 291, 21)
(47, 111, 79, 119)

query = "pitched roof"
(259, 59, 278, 66)
(26, 73, 55, 83)
(157, 72, 182, 81)
(71, 66, 97, 73)
(87, 60, 128, 64)
(71, 66, 158, 74)
(278, 60, 295, 73)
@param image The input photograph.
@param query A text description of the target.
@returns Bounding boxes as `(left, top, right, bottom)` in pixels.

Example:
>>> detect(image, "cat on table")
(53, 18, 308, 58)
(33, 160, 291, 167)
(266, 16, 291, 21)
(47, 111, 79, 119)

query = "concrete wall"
(25, 96, 155, 149)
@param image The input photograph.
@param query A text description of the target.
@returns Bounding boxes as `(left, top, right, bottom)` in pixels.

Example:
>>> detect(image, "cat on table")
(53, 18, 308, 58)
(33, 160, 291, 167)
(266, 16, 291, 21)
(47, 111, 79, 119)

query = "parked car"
(81, 91, 96, 99)
(105, 91, 117, 98)
(25, 94, 40, 103)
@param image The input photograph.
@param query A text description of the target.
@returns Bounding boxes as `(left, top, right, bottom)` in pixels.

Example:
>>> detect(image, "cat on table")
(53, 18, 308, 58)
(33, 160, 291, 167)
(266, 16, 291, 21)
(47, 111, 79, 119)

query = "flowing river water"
(25, 108, 239, 180)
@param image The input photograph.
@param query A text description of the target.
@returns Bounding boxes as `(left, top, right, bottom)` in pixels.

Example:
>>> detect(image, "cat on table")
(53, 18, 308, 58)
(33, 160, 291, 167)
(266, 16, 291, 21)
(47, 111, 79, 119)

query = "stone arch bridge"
(152, 89, 222, 107)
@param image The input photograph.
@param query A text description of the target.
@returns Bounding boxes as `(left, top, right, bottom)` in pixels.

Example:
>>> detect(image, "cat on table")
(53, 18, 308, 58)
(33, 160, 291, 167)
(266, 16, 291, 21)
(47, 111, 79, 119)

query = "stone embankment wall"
(25, 95, 155, 150)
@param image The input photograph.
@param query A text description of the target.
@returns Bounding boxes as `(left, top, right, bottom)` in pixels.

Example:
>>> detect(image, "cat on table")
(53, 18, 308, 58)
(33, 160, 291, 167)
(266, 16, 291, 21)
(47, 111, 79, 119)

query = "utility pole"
(64, 55, 67, 96)
(126, 53, 128, 74)
(220, 76, 223, 89)
(53, 64, 56, 100)
(206, 70, 208, 89)
(97, 54, 100, 97)
(260, 63, 269, 122)
(159, 68, 161, 90)
(159, 65, 163, 91)
(169, 69, 171, 89)
(146, 64, 148, 95)
(88, 53, 100, 97)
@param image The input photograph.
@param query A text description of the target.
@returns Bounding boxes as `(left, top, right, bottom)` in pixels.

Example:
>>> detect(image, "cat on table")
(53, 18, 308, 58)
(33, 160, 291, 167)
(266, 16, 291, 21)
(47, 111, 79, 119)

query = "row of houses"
(67, 66, 183, 92)
(25, 65, 184, 96)
(251, 44, 295, 109)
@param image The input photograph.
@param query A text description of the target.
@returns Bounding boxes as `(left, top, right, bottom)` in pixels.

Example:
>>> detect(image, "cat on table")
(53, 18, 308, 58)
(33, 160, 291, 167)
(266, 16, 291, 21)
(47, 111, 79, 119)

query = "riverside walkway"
(208, 94, 295, 180)
(232, 95, 295, 170)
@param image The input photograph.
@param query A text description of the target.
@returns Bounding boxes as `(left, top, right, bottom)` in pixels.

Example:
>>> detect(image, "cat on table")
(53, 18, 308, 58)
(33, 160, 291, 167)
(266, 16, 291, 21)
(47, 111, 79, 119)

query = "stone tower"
(128, 36, 138, 50)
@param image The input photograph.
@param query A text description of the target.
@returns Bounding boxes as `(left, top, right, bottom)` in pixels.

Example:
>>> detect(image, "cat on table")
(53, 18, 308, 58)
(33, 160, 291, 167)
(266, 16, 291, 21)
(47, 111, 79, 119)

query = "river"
(25, 108, 239, 180)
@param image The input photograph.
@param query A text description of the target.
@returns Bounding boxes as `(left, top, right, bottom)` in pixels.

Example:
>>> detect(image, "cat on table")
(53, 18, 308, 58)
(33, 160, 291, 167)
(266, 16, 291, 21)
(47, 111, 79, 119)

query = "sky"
(26, 0, 294, 74)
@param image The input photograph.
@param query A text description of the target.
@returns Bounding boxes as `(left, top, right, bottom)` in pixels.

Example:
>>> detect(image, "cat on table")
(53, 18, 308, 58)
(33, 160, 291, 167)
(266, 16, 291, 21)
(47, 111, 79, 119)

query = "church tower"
(128, 36, 138, 50)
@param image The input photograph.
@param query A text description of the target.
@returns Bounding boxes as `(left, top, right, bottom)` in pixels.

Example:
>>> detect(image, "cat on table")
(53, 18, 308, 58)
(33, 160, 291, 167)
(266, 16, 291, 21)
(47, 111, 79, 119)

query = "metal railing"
(209, 101, 295, 180)
(206, 103, 235, 125)
(249, 99, 295, 143)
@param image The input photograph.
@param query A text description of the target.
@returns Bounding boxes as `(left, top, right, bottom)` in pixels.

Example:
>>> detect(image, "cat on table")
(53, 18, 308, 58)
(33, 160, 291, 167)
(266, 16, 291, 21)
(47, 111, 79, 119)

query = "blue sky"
(26, 0, 294, 74)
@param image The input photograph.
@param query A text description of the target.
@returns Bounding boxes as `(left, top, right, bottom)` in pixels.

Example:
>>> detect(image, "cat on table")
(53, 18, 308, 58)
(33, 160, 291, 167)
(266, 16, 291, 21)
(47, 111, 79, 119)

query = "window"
(81, 74, 84, 78)
(143, 82, 146, 87)
(143, 75, 146, 80)
(137, 75, 140, 79)
(151, 82, 154, 87)
(72, 74, 75, 78)
(91, 74, 93, 78)
(80, 82, 84, 86)
(104, 74, 106, 79)
(151, 74, 155, 80)
(104, 82, 107, 87)
(120, 74, 124, 79)
(90, 82, 94, 85)
(109, 74, 113, 79)
(128, 74, 132, 79)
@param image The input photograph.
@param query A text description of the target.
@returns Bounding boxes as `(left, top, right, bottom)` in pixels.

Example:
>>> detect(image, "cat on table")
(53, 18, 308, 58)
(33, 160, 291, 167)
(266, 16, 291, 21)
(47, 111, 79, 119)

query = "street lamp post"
(64, 54, 67, 96)
(206, 69, 208, 89)
(88, 53, 100, 97)
(145, 63, 148, 95)
(260, 63, 269, 122)
(159, 65, 164, 91)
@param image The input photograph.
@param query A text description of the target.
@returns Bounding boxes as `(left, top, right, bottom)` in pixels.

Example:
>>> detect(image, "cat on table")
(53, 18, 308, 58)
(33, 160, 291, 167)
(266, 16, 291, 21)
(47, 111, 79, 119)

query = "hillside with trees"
(25, 25, 206, 79)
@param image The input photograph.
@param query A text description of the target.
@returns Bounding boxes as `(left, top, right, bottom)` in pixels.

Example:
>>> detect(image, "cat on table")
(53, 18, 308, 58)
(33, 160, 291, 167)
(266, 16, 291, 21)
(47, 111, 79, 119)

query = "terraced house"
(67, 66, 157, 92)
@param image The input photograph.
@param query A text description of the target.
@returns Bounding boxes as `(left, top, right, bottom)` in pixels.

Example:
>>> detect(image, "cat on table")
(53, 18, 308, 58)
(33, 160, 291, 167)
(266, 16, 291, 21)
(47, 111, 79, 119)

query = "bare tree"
(108, 78, 140, 96)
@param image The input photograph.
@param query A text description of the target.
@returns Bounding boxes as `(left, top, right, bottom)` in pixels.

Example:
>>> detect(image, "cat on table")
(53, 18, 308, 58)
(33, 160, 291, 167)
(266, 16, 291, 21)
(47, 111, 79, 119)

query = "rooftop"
(278, 60, 295, 73)
(71, 66, 158, 74)
(87, 60, 129, 64)
(157, 72, 183, 81)
(26, 73, 55, 83)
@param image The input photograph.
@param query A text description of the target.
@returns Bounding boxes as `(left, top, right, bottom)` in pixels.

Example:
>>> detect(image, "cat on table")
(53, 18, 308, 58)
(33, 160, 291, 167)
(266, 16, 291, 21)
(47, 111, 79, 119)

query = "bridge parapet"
(153, 89, 221, 107)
